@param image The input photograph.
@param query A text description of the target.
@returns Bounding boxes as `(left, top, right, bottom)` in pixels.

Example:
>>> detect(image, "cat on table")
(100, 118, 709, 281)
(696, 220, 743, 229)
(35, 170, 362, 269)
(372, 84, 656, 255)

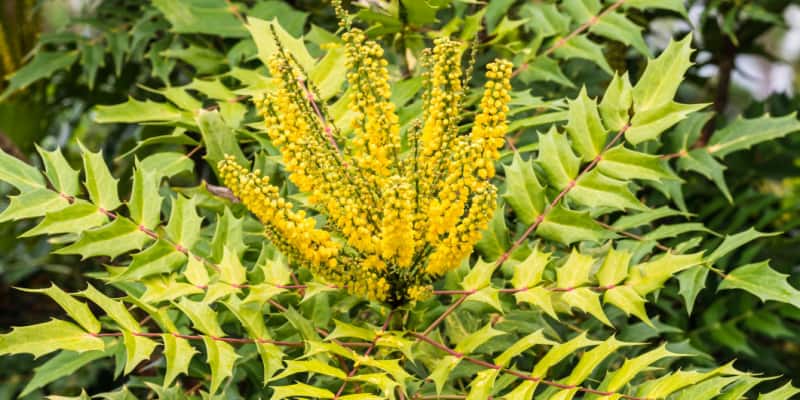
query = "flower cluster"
(220, 26, 513, 304)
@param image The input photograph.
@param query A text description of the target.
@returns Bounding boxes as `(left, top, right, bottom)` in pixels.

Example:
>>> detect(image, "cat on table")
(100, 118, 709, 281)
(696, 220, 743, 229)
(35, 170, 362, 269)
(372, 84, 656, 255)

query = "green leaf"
(467, 369, 500, 400)
(538, 205, 614, 245)
(673, 376, 742, 400)
(37, 146, 80, 196)
(707, 228, 780, 263)
(248, 1, 309, 37)
(140, 275, 203, 303)
(612, 206, 686, 230)
(271, 359, 347, 381)
(122, 331, 159, 375)
(632, 35, 694, 114)
(556, 249, 595, 288)
(113, 241, 187, 282)
(19, 285, 101, 333)
(560, 288, 612, 326)
(553, 35, 613, 75)
(515, 287, 557, 318)
(625, 0, 687, 17)
(21, 348, 112, 397)
(162, 334, 197, 387)
(196, 109, 248, 176)
(536, 128, 580, 190)
(80, 284, 141, 332)
(79, 143, 122, 211)
(605, 286, 651, 326)
(174, 298, 225, 337)
(522, 3, 570, 37)
(591, 12, 650, 56)
(502, 153, 546, 224)
(94, 97, 187, 125)
(627, 101, 708, 145)
(596, 248, 632, 287)
(475, 206, 510, 261)
(0, 189, 70, 223)
(21, 201, 107, 237)
(165, 195, 203, 250)
(719, 261, 800, 309)
(152, 0, 246, 37)
(708, 113, 800, 158)
(0, 51, 78, 101)
(758, 382, 800, 400)
(569, 169, 645, 212)
(676, 266, 708, 315)
(272, 383, 335, 400)
(627, 252, 705, 295)
(246, 17, 315, 71)
(203, 337, 240, 394)
(517, 57, 575, 88)
(128, 166, 163, 229)
(677, 148, 732, 202)
(454, 323, 506, 355)
(327, 320, 377, 342)
(0, 148, 46, 191)
(599, 72, 633, 131)
(532, 332, 598, 377)
(562, 337, 629, 386)
(599, 146, 676, 182)
(564, 87, 607, 161)
(494, 330, 555, 367)
(140, 152, 195, 179)
(600, 344, 682, 392)
(462, 258, 499, 290)
(56, 218, 151, 260)
(0, 319, 105, 358)
(309, 45, 348, 100)
(510, 246, 551, 288)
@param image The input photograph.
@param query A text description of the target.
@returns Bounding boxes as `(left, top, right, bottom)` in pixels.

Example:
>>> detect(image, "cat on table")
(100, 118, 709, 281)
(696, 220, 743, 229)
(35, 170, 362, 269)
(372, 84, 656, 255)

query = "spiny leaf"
(494, 330, 556, 367)
(532, 332, 598, 377)
(708, 113, 800, 158)
(128, 166, 163, 229)
(37, 145, 80, 196)
(510, 246, 551, 288)
(564, 87, 607, 161)
(677, 148, 732, 202)
(0, 148, 47, 191)
(79, 143, 122, 211)
(56, 218, 151, 260)
(19, 285, 101, 333)
(600, 344, 683, 392)
(21, 201, 107, 237)
(553, 35, 613, 75)
(502, 153, 546, 224)
(246, 16, 315, 70)
(272, 383, 335, 399)
(537, 128, 580, 190)
(627, 101, 708, 145)
(758, 381, 800, 400)
(174, 298, 225, 337)
(708, 228, 781, 263)
(0, 189, 70, 223)
(122, 331, 158, 375)
(719, 261, 800, 309)
(197, 109, 248, 177)
(0, 51, 78, 101)
(20, 347, 112, 397)
(632, 34, 694, 114)
(202, 337, 239, 394)
(80, 284, 141, 332)
(627, 252, 705, 295)
(94, 97, 187, 125)
(569, 169, 645, 212)
(538, 205, 615, 245)
(162, 334, 197, 387)
(599, 146, 676, 182)
(556, 249, 595, 288)
(600, 72, 633, 131)
(0, 319, 105, 358)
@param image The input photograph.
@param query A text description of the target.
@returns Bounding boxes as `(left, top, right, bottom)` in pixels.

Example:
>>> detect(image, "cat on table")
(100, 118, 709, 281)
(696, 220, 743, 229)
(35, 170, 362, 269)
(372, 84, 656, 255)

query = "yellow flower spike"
(223, 28, 512, 303)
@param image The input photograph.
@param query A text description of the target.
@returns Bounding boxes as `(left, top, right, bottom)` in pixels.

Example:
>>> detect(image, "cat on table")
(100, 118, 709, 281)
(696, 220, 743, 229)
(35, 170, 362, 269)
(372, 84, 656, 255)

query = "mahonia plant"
(217, 23, 513, 304)
(2, 1, 800, 400)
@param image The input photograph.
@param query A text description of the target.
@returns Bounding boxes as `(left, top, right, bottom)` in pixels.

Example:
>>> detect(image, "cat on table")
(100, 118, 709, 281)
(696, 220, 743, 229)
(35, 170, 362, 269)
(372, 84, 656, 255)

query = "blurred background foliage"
(0, 0, 798, 397)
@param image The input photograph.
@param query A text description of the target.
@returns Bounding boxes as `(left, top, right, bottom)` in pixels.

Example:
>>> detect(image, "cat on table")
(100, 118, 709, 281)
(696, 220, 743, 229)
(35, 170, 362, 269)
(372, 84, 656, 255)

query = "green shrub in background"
(1, 0, 799, 398)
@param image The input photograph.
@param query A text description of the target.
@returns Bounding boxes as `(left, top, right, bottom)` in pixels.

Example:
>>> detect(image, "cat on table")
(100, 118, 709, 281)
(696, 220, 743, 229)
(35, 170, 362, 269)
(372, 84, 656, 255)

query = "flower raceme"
(219, 30, 513, 304)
